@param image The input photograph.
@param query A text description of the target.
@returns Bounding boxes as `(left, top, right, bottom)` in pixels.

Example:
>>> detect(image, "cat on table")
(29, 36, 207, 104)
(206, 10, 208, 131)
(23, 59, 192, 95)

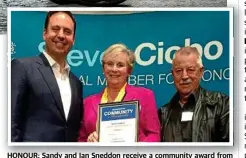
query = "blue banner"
(11, 11, 231, 108)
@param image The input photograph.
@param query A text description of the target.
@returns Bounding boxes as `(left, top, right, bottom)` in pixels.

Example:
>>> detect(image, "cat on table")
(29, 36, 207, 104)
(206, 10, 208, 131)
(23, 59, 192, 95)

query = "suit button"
(65, 125, 68, 130)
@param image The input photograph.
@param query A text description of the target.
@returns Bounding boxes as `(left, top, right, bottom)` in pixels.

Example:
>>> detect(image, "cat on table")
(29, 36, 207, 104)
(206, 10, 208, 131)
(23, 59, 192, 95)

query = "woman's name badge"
(181, 111, 193, 122)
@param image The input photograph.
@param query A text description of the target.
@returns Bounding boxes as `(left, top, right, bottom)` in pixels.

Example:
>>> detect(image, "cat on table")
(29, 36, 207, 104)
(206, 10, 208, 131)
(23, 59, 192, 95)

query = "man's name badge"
(181, 111, 193, 122)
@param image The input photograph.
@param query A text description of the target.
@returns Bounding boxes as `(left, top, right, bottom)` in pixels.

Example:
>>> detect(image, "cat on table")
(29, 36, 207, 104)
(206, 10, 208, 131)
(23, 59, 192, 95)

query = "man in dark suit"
(11, 11, 83, 142)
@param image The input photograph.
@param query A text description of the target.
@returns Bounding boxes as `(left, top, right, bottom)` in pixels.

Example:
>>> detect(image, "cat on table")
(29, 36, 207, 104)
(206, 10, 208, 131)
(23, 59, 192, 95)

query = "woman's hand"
(87, 131, 98, 142)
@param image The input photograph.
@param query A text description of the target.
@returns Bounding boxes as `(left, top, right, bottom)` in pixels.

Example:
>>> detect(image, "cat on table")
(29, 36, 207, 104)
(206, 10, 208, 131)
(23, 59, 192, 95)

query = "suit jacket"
(11, 53, 83, 142)
(78, 84, 160, 142)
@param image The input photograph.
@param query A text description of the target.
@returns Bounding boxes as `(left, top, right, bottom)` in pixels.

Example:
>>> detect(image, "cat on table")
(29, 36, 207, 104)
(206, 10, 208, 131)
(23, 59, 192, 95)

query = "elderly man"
(158, 46, 229, 142)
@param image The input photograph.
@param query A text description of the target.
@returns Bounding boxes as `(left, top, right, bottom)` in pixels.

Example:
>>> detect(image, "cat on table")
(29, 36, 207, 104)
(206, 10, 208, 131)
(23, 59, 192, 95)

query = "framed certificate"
(98, 100, 139, 143)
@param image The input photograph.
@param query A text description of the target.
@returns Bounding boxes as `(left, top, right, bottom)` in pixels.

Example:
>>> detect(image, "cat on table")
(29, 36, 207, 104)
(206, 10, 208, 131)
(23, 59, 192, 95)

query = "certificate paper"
(98, 101, 139, 143)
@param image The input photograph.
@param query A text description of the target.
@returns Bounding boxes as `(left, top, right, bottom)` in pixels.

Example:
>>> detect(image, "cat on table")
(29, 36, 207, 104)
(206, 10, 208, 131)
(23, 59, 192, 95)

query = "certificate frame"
(98, 100, 139, 143)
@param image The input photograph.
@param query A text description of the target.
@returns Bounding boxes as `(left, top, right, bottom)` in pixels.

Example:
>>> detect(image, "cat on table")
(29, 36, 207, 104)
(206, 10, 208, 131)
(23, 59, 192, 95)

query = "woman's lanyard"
(100, 83, 127, 104)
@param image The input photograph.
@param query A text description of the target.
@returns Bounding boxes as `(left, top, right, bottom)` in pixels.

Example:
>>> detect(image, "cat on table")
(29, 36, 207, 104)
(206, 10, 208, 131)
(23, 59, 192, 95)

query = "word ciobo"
(38, 38, 224, 67)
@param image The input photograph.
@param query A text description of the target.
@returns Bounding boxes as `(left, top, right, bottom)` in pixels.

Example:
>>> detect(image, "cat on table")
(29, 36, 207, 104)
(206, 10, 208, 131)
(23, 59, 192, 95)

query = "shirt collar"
(43, 51, 70, 74)
(190, 86, 200, 103)
(172, 86, 201, 106)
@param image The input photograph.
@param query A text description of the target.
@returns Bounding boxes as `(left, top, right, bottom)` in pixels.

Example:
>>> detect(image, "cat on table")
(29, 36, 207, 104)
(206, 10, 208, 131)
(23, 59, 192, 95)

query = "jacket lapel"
(192, 88, 204, 142)
(162, 93, 177, 141)
(123, 85, 136, 101)
(92, 92, 103, 116)
(67, 74, 77, 120)
(37, 54, 66, 120)
(163, 108, 172, 141)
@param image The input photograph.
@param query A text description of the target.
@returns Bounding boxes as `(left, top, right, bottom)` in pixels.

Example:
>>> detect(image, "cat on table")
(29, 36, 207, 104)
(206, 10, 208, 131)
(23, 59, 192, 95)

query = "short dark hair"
(44, 11, 76, 37)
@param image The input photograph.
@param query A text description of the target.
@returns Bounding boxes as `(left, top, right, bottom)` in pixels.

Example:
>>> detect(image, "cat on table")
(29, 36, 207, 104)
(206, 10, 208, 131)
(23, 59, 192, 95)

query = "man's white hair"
(172, 46, 203, 68)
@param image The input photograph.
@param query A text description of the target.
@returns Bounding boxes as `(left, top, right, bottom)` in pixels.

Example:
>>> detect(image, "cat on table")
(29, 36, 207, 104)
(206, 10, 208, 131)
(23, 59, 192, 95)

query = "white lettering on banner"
(158, 73, 173, 85)
(135, 43, 157, 66)
(135, 38, 223, 66)
(204, 41, 223, 60)
(202, 68, 229, 81)
(79, 75, 93, 86)
(38, 41, 45, 53)
(67, 50, 83, 67)
(128, 75, 154, 85)
(98, 76, 107, 86)
(164, 46, 180, 65)
(11, 41, 16, 57)
(38, 42, 105, 67)
(38, 38, 224, 67)
(158, 68, 229, 85)
(67, 50, 104, 67)
(77, 68, 229, 86)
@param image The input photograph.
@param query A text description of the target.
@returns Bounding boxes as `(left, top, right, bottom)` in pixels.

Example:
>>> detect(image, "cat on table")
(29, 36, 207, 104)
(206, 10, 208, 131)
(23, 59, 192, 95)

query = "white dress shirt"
(43, 51, 72, 120)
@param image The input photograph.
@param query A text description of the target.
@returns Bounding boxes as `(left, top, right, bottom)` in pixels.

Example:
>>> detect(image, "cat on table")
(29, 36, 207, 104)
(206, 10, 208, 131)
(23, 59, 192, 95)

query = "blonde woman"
(78, 43, 160, 142)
